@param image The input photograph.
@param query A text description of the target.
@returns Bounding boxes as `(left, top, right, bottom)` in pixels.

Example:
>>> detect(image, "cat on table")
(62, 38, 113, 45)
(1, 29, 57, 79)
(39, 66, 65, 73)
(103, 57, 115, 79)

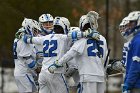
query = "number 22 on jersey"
(43, 40, 57, 57)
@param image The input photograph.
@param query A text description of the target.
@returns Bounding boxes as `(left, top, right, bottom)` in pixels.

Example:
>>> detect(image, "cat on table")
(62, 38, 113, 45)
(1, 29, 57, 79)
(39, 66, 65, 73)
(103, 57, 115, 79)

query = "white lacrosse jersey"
(34, 34, 44, 53)
(66, 42, 78, 69)
(13, 38, 36, 76)
(31, 34, 70, 73)
(34, 34, 44, 66)
(68, 35, 108, 82)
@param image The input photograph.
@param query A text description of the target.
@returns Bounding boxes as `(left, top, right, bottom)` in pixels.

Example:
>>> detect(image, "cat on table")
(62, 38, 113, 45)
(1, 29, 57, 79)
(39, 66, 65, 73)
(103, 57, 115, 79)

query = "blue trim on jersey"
(36, 51, 44, 57)
(36, 51, 43, 54)
(61, 74, 69, 93)
(50, 33, 54, 38)
(27, 27, 33, 36)
(28, 61, 36, 68)
(26, 74, 35, 87)
(23, 35, 28, 44)
(13, 41, 18, 59)
(72, 31, 77, 40)
(77, 83, 83, 93)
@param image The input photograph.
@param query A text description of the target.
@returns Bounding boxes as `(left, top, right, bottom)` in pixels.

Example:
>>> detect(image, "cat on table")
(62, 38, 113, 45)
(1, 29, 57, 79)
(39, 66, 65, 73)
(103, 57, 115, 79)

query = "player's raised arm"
(48, 39, 85, 73)
(21, 18, 44, 45)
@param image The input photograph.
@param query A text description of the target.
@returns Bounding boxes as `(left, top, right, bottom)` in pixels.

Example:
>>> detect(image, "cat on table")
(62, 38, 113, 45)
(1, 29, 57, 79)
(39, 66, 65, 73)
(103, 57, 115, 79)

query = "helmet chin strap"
(46, 29, 53, 34)
(122, 25, 140, 40)
(41, 26, 53, 35)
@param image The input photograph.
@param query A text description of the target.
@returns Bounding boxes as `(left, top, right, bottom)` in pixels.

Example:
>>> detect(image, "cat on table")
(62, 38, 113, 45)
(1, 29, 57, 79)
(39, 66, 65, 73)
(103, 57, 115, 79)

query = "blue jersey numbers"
(122, 46, 128, 65)
(43, 40, 57, 57)
(87, 39, 104, 58)
(13, 42, 17, 59)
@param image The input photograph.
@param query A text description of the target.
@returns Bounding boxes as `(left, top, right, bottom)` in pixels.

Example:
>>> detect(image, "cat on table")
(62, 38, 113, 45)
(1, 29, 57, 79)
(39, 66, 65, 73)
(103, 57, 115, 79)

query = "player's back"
(41, 34, 69, 73)
(70, 35, 107, 82)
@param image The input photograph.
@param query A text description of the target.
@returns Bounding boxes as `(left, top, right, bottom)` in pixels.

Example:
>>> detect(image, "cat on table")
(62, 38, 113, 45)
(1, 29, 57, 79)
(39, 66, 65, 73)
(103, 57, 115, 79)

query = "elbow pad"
(68, 30, 83, 41)
(23, 34, 32, 44)
(28, 60, 37, 70)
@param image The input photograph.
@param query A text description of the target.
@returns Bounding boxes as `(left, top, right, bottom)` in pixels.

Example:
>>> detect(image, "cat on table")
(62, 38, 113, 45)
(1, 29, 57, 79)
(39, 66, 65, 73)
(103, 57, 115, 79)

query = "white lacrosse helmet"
(119, 17, 129, 32)
(39, 14, 54, 34)
(53, 17, 70, 34)
(127, 11, 140, 26)
(119, 17, 130, 38)
(127, 11, 140, 21)
(86, 11, 99, 30)
(119, 17, 129, 27)
(79, 15, 89, 30)
(22, 18, 41, 36)
(121, 11, 140, 39)
(79, 11, 99, 31)
(39, 14, 53, 22)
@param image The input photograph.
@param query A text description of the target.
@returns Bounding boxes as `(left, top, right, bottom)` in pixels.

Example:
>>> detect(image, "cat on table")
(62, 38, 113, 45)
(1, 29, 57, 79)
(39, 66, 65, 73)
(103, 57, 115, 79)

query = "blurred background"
(0, 0, 140, 93)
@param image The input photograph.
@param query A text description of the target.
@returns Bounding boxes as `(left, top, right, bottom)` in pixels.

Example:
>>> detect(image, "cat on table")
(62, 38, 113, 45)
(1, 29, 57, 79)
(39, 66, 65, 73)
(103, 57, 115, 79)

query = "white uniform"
(57, 35, 108, 93)
(13, 38, 37, 93)
(31, 34, 70, 93)
(34, 34, 44, 67)
(64, 41, 80, 87)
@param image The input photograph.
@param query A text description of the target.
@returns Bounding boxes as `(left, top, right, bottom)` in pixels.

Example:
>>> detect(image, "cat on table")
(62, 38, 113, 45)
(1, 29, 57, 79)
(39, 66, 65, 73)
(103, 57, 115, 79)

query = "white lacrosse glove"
(68, 27, 82, 41)
(83, 28, 100, 40)
(65, 67, 78, 78)
(48, 60, 62, 73)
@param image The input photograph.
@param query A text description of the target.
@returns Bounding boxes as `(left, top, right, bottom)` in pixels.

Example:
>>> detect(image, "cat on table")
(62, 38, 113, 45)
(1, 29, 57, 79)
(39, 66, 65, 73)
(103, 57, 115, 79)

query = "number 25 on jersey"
(87, 39, 104, 58)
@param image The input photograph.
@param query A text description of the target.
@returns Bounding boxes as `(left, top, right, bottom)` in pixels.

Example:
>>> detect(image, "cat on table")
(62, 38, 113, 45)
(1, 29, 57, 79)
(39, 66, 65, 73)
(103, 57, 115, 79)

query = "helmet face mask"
(53, 17, 70, 34)
(79, 12, 99, 31)
(82, 23, 91, 31)
(41, 21, 53, 33)
(39, 14, 54, 34)
(120, 11, 140, 39)
(54, 25, 64, 34)
(79, 15, 89, 31)
(22, 18, 41, 36)
(32, 27, 40, 36)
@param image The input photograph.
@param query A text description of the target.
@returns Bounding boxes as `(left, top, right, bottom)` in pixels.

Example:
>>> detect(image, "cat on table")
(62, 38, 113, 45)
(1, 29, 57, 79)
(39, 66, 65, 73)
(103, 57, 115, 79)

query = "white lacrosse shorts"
(77, 82, 105, 93)
(15, 74, 37, 93)
(38, 70, 69, 93)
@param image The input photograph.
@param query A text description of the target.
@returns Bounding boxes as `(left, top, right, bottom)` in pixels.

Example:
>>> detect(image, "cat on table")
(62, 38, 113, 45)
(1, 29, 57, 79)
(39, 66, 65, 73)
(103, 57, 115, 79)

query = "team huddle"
(13, 10, 140, 93)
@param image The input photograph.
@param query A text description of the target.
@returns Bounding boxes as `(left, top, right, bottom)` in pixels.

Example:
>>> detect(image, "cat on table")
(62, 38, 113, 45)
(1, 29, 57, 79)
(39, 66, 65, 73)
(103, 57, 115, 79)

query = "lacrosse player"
(118, 11, 140, 93)
(108, 17, 129, 72)
(64, 27, 80, 93)
(24, 17, 71, 93)
(34, 13, 54, 71)
(48, 11, 108, 93)
(39, 13, 54, 35)
(13, 18, 41, 93)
